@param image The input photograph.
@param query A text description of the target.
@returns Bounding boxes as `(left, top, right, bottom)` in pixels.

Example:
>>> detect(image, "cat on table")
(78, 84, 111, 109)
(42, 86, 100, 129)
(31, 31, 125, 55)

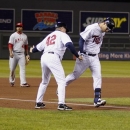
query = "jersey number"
(46, 35, 56, 46)
(92, 35, 100, 44)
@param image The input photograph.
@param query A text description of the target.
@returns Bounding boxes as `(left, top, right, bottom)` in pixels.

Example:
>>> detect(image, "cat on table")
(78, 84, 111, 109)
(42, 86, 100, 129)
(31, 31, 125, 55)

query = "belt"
(88, 54, 96, 56)
(13, 51, 22, 53)
(48, 52, 54, 54)
(48, 52, 60, 59)
(83, 52, 96, 56)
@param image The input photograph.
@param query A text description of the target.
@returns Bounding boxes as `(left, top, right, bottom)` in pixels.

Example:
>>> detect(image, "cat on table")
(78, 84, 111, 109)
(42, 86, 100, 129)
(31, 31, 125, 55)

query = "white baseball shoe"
(94, 98, 106, 107)
(20, 83, 30, 87)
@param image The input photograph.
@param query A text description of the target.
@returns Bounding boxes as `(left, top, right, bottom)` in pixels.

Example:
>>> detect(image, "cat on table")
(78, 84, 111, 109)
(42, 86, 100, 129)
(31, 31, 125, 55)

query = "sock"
(94, 88, 101, 103)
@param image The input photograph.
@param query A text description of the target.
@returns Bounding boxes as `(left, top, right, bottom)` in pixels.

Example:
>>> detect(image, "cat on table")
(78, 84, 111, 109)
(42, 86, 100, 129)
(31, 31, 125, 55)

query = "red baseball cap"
(16, 23, 23, 27)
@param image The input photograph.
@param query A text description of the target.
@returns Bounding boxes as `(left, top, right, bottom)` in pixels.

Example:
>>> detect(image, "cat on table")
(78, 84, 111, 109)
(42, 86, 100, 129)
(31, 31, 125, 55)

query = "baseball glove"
(25, 55, 30, 65)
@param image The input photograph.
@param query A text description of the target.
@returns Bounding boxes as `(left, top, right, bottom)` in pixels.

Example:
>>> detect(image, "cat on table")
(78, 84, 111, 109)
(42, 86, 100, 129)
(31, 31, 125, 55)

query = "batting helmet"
(55, 22, 69, 32)
(104, 17, 115, 32)
(16, 23, 23, 27)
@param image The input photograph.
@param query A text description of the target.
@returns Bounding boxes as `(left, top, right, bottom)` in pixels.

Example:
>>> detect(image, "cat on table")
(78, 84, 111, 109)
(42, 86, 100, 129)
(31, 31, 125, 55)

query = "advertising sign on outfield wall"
(0, 8, 15, 31)
(73, 52, 130, 61)
(80, 11, 129, 34)
(99, 52, 130, 60)
(21, 9, 73, 32)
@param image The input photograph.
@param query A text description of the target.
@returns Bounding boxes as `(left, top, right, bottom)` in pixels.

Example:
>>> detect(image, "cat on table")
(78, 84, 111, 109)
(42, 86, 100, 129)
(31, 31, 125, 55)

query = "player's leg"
(9, 54, 18, 86)
(18, 54, 29, 87)
(48, 54, 72, 110)
(35, 59, 51, 109)
(65, 57, 89, 86)
(89, 56, 106, 107)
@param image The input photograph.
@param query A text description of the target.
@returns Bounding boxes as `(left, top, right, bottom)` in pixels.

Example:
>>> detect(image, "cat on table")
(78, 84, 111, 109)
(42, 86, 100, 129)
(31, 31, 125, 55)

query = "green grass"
(65, 98, 130, 106)
(0, 108, 130, 130)
(0, 60, 130, 130)
(0, 60, 130, 77)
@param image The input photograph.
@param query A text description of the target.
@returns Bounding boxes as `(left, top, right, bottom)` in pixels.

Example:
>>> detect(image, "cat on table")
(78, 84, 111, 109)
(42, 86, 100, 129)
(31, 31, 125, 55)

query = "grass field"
(0, 60, 130, 130)
(0, 60, 130, 77)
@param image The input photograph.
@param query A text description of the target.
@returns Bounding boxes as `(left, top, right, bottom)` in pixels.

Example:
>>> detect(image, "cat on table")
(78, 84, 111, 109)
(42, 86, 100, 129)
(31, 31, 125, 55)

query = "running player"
(30, 21, 83, 110)
(65, 17, 115, 107)
(8, 23, 30, 87)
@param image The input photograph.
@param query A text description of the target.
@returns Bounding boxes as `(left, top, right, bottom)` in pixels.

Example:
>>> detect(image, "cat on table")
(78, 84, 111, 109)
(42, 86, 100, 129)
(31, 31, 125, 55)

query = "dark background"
(0, 0, 130, 60)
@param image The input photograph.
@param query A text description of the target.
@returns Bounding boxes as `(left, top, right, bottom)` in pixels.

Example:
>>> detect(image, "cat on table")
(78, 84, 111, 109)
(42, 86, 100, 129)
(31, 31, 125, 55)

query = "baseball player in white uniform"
(8, 23, 30, 87)
(65, 17, 115, 107)
(30, 22, 82, 110)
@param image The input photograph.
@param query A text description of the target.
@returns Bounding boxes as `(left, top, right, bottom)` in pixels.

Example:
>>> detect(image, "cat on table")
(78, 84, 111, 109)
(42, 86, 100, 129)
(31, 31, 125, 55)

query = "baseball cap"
(16, 23, 23, 27)
(55, 22, 69, 32)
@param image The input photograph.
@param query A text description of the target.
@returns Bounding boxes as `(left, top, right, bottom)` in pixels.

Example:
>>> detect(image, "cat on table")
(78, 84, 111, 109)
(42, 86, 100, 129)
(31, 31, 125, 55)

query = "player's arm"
(8, 43, 14, 58)
(8, 34, 14, 58)
(65, 42, 82, 60)
(24, 45, 29, 55)
(30, 45, 40, 53)
(79, 36, 85, 53)
(30, 39, 45, 53)
(79, 27, 91, 54)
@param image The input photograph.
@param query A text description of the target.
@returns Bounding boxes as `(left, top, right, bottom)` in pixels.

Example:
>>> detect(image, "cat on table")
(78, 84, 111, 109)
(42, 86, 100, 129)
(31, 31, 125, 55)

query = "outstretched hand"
(30, 45, 35, 53)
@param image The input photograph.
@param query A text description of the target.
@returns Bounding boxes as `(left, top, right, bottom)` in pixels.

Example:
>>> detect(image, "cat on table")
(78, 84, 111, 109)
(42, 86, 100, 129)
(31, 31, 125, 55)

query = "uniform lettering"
(46, 35, 56, 46)
(15, 38, 24, 43)
(92, 35, 100, 44)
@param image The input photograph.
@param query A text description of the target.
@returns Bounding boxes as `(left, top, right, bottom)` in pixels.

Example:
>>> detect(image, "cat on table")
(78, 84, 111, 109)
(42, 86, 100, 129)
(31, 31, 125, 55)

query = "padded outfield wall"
(0, 0, 130, 60)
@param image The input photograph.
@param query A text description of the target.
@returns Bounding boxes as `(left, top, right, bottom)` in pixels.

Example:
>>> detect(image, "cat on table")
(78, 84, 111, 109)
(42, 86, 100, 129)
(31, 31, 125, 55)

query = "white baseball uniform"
(35, 30, 73, 105)
(9, 32, 28, 85)
(65, 23, 105, 90)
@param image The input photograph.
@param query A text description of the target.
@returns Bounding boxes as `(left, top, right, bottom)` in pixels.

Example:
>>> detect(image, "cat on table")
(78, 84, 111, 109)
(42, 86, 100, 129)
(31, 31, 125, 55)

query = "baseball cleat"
(10, 82, 14, 87)
(35, 102, 45, 109)
(20, 83, 30, 87)
(94, 98, 106, 108)
(57, 104, 72, 111)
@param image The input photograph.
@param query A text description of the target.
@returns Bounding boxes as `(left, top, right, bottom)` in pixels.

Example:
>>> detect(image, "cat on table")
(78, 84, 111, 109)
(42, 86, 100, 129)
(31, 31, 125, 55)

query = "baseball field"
(0, 60, 130, 130)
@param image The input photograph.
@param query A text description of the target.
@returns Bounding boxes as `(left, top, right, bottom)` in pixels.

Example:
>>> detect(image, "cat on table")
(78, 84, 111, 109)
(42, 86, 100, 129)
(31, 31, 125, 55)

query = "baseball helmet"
(55, 22, 69, 32)
(104, 17, 115, 32)
(16, 23, 23, 27)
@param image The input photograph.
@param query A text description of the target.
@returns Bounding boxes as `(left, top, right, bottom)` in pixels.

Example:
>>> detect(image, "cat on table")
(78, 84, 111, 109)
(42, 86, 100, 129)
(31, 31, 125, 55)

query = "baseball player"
(8, 23, 30, 87)
(30, 21, 83, 110)
(65, 17, 115, 107)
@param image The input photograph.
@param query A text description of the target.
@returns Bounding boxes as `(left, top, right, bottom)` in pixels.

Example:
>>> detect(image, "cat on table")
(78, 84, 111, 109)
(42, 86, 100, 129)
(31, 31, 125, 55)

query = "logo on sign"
(33, 12, 58, 30)
(83, 17, 127, 29)
(0, 19, 12, 23)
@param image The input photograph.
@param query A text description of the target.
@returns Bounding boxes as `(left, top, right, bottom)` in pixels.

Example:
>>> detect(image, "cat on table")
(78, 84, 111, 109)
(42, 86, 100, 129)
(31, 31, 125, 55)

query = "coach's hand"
(78, 55, 83, 61)
(30, 45, 35, 53)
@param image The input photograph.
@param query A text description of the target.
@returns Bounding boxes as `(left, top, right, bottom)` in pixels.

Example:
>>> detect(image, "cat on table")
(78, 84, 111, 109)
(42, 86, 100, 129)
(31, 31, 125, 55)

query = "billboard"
(99, 52, 130, 60)
(0, 8, 15, 31)
(21, 9, 73, 32)
(80, 11, 129, 34)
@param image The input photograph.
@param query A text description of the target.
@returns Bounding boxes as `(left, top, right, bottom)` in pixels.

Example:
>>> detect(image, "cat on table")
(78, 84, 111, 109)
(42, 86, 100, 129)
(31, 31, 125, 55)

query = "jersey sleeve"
(80, 27, 92, 41)
(8, 34, 14, 44)
(36, 40, 45, 52)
